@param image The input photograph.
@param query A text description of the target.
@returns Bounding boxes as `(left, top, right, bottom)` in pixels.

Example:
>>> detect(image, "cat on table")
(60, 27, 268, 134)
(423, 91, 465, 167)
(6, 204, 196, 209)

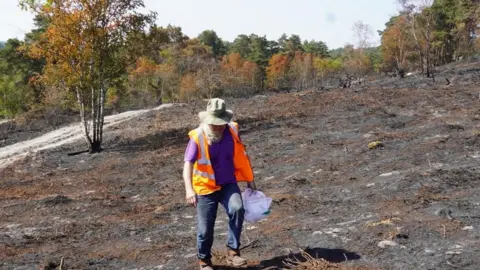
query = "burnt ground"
(2, 60, 480, 269)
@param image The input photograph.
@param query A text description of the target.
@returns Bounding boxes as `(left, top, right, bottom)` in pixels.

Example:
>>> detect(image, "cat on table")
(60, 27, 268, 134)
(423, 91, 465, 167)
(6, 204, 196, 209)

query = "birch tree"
(20, 0, 155, 152)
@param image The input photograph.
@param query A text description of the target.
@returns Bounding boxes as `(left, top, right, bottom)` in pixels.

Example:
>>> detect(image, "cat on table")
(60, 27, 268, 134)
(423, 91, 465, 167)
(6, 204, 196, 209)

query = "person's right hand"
(186, 188, 197, 207)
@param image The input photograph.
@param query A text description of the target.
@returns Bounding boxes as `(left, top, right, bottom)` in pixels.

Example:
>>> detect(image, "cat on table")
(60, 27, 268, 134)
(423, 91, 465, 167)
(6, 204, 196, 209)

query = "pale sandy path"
(0, 104, 174, 169)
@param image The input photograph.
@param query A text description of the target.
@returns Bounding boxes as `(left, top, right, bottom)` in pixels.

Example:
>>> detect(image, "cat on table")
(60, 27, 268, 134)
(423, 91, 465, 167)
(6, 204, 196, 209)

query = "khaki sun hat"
(199, 98, 233, 125)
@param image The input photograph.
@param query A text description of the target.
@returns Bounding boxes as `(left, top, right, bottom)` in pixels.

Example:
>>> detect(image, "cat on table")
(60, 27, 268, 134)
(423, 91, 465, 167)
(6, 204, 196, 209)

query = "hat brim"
(199, 110, 233, 125)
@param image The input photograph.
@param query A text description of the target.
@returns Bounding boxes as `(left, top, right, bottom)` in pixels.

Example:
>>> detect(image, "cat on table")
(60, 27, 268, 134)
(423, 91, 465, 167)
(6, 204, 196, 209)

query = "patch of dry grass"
(283, 250, 379, 270)
(373, 131, 413, 140)
(366, 217, 401, 228)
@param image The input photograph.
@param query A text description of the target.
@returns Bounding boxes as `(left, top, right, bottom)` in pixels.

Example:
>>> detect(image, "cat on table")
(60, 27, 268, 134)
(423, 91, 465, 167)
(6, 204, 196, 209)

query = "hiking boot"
(226, 249, 247, 267)
(199, 259, 215, 270)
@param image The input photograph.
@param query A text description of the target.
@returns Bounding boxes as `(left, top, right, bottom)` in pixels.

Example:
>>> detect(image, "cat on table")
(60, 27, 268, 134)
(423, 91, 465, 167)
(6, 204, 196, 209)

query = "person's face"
(209, 124, 226, 134)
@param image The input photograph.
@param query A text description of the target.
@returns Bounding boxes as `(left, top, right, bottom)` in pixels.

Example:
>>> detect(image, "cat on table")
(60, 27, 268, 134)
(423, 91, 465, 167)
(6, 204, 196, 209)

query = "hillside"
(1, 60, 480, 269)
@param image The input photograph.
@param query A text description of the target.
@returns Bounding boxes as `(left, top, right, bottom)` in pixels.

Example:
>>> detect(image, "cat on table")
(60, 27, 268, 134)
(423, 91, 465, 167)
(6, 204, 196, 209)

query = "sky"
(0, 0, 401, 49)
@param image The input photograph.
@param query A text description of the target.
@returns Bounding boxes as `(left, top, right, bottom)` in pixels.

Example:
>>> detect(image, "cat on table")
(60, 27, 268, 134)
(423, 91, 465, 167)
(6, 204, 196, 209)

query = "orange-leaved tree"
(128, 57, 176, 106)
(20, 0, 155, 152)
(381, 15, 415, 76)
(266, 53, 290, 90)
(220, 53, 261, 96)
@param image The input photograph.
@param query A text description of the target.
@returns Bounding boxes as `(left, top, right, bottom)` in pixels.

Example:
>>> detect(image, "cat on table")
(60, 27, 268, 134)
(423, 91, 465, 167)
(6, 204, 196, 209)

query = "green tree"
(24, 14, 49, 45)
(278, 33, 288, 51)
(230, 34, 252, 59)
(303, 40, 329, 57)
(198, 30, 226, 57)
(247, 35, 270, 67)
(329, 47, 345, 58)
(285, 34, 303, 53)
(0, 38, 44, 117)
(366, 46, 384, 73)
(431, 0, 458, 64)
(230, 34, 277, 88)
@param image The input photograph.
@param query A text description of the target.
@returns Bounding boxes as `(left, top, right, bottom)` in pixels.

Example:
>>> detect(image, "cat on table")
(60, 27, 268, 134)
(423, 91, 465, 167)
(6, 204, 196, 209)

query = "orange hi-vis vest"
(188, 122, 254, 195)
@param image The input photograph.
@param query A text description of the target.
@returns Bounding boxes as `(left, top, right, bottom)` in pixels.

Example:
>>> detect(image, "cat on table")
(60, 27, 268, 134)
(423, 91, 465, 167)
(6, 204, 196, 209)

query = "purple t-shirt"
(184, 128, 236, 185)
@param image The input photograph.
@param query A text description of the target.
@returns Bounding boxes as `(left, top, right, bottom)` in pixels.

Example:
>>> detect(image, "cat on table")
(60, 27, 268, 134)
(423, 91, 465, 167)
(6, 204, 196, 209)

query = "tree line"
(381, 0, 480, 78)
(0, 0, 478, 151)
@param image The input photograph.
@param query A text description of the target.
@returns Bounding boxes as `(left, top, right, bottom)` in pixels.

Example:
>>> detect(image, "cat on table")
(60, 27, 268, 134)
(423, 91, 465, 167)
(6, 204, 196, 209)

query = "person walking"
(183, 98, 257, 269)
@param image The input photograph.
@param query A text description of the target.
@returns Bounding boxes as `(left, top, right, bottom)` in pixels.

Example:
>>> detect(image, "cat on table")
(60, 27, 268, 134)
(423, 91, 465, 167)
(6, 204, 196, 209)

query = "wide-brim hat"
(199, 98, 233, 125)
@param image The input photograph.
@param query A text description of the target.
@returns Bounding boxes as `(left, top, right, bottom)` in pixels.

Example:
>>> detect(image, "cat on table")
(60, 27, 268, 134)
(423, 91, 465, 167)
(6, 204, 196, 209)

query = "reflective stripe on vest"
(193, 168, 215, 180)
(228, 122, 238, 136)
(196, 128, 212, 166)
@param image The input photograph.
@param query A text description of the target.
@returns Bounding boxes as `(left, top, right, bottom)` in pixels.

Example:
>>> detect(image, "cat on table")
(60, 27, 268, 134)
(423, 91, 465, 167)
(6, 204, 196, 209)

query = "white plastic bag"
(242, 188, 272, 223)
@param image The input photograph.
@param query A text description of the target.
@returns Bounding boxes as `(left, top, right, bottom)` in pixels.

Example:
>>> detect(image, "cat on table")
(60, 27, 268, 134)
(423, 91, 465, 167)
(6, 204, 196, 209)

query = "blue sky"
(1, 0, 400, 49)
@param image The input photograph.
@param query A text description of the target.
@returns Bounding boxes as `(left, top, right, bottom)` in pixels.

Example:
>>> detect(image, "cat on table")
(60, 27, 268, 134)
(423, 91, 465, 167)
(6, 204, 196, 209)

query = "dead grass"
(349, 96, 383, 109)
(434, 220, 464, 238)
(366, 217, 401, 228)
(416, 186, 449, 204)
(373, 131, 413, 140)
(0, 245, 37, 260)
(0, 181, 55, 200)
(283, 250, 379, 270)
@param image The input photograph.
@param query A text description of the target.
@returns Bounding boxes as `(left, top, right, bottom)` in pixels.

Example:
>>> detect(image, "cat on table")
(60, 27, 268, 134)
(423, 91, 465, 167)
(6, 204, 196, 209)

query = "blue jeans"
(196, 183, 245, 260)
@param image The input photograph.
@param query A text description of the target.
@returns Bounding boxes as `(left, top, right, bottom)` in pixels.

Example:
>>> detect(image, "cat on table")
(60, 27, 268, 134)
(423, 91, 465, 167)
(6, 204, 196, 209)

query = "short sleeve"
(184, 138, 198, 163)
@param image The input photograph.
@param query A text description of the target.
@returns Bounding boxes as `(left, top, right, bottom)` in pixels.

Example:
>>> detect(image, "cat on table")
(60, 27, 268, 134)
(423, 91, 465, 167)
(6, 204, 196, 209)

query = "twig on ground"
(446, 260, 461, 268)
(59, 257, 64, 270)
(240, 237, 259, 251)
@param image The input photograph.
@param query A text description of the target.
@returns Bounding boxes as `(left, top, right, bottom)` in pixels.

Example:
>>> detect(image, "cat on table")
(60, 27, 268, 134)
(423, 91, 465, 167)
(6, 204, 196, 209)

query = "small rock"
(368, 141, 384, 149)
(363, 133, 374, 138)
(378, 240, 398, 248)
(84, 231, 94, 238)
(379, 171, 400, 177)
(424, 248, 435, 254)
(366, 183, 375, 187)
(462, 226, 474, 231)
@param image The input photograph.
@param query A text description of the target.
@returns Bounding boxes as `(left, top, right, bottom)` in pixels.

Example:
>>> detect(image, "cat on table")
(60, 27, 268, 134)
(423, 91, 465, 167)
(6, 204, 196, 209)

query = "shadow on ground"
(111, 127, 191, 153)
